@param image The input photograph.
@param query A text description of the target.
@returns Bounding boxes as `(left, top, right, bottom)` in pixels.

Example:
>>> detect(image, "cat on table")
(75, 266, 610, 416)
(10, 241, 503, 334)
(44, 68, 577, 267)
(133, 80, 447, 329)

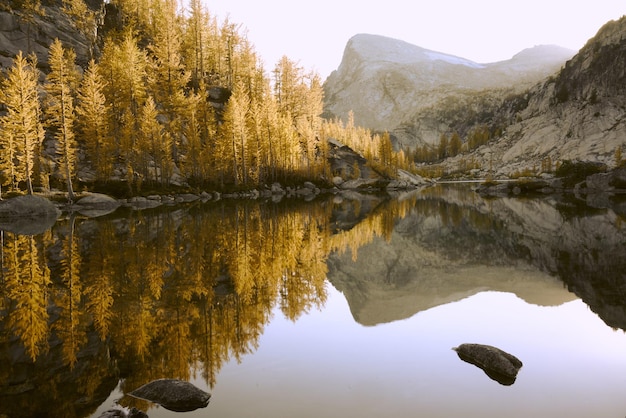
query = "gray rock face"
(440, 17, 626, 176)
(323, 33, 573, 138)
(453, 343, 523, 386)
(128, 378, 211, 412)
(0, 3, 98, 71)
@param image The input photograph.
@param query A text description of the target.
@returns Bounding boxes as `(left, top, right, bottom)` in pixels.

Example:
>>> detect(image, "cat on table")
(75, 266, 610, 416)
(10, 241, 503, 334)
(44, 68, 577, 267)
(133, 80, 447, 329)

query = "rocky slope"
(323, 33, 574, 145)
(478, 16, 626, 176)
(438, 16, 626, 177)
(0, 0, 101, 72)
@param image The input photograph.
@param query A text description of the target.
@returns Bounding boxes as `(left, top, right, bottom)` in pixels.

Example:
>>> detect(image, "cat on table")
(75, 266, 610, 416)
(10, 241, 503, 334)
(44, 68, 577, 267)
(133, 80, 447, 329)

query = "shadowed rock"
(453, 343, 523, 386)
(98, 407, 148, 418)
(0, 195, 60, 234)
(128, 379, 211, 412)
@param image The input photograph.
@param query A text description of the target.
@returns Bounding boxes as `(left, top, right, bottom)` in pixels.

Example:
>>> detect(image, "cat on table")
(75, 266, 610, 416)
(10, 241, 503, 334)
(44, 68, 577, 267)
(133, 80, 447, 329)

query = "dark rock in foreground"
(128, 378, 211, 412)
(0, 195, 60, 234)
(98, 407, 148, 418)
(453, 343, 523, 386)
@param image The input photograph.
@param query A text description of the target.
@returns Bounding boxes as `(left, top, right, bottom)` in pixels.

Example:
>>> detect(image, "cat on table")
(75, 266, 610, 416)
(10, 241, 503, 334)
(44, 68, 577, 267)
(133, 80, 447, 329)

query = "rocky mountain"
(323, 33, 574, 143)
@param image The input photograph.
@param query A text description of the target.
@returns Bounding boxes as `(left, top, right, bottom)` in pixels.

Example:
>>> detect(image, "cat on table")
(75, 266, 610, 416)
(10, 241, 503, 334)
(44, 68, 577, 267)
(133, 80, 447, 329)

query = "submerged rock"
(453, 343, 523, 386)
(128, 378, 211, 412)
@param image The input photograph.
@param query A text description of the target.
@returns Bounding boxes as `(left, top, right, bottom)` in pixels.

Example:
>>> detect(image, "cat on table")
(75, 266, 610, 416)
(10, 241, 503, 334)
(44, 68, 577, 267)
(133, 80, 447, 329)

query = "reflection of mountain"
(484, 194, 626, 330)
(327, 185, 626, 327)
(326, 203, 575, 326)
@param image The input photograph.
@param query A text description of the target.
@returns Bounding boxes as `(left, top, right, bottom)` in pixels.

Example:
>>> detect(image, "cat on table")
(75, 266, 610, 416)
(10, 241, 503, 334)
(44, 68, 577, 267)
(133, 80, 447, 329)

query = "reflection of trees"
(0, 194, 423, 418)
(3, 232, 50, 360)
(0, 195, 410, 417)
(52, 215, 86, 367)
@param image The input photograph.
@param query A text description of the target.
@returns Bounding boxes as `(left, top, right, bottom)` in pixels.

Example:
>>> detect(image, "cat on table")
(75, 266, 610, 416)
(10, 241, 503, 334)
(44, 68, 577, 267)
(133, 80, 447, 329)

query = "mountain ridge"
(323, 33, 574, 135)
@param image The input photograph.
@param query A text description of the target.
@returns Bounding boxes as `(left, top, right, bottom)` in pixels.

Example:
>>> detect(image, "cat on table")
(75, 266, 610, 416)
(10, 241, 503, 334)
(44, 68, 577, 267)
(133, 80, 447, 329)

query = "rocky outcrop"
(97, 407, 147, 418)
(324, 18, 626, 177)
(73, 193, 121, 217)
(440, 16, 626, 177)
(327, 138, 431, 191)
(453, 343, 523, 386)
(0, 1, 101, 72)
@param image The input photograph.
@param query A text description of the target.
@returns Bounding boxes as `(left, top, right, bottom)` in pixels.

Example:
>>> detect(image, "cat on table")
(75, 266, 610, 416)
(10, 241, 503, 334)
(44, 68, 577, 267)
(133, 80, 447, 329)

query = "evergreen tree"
(0, 125, 17, 197)
(0, 52, 44, 194)
(182, 0, 209, 89)
(76, 60, 112, 181)
(438, 133, 449, 160)
(149, 0, 189, 161)
(100, 33, 148, 190)
(45, 39, 80, 201)
(221, 82, 250, 186)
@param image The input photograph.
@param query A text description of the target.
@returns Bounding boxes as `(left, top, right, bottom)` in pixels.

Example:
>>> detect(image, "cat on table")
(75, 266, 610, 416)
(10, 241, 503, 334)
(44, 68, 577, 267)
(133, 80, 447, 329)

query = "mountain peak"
(346, 33, 483, 68)
(509, 44, 576, 63)
(324, 33, 573, 133)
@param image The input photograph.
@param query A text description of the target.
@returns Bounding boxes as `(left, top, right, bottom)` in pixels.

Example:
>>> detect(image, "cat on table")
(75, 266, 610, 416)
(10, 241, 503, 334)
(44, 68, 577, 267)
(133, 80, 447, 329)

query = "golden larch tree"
(76, 59, 112, 181)
(45, 38, 80, 201)
(0, 52, 44, 194)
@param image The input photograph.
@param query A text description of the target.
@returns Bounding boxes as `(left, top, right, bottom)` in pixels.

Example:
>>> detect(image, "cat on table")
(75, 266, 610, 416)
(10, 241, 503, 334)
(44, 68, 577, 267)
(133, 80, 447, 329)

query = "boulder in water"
(128, 378, 211, 412)
(453, 343, 523, 386)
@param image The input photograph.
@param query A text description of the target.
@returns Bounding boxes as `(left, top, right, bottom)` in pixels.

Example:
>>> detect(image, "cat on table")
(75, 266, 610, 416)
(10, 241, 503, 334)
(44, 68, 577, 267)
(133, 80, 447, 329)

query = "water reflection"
(0, 186, 624, 417)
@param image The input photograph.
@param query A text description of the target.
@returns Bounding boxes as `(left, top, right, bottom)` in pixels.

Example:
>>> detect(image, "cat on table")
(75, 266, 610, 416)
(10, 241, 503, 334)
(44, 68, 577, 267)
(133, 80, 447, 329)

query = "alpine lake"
(1, 183, 626, 418)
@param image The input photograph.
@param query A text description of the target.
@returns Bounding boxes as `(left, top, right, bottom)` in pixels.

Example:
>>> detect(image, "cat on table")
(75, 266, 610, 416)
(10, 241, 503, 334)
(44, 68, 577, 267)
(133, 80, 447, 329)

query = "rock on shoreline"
(0, 195, 61, 234)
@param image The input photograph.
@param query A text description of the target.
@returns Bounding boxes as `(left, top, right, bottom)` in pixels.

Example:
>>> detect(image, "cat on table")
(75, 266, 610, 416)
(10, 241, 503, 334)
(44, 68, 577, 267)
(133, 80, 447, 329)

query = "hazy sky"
(203, 1, 625, 79)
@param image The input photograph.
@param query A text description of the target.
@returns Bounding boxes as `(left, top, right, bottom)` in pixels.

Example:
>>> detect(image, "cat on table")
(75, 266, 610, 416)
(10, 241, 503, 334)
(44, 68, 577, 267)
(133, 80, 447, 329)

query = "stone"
(453, 343, 523, 386)
(271, 183, 285, 194)
(128, 378, 211, 412)
(75, 193, 121, 217)
(0, 195, 60, 234)
(97, 407, 147, 418)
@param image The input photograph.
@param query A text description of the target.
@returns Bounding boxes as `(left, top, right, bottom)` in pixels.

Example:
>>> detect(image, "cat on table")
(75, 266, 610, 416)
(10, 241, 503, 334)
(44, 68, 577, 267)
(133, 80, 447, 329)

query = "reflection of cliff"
(327, 185, 626, 329)
(326, 194, 575, 326)
(485, 195, 626, 330)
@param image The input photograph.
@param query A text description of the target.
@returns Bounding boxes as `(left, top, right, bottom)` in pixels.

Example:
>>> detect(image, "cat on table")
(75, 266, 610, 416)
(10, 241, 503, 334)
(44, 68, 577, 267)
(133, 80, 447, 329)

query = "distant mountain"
(323, 33, 574, 139)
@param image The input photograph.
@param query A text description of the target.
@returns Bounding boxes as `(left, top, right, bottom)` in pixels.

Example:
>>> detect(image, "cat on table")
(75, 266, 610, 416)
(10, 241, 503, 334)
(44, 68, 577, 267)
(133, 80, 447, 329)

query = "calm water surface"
(1, 185, 625, 417)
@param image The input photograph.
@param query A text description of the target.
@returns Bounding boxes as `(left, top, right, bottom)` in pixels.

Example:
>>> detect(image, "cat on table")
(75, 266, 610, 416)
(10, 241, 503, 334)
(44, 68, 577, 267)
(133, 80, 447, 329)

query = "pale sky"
(202, 1, 625, 79)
